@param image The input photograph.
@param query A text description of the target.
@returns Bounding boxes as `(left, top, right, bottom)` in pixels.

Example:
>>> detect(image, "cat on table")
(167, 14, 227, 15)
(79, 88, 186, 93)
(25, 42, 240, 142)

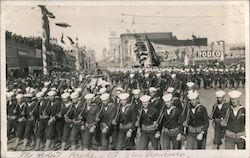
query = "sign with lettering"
(195, 50, 221, 59)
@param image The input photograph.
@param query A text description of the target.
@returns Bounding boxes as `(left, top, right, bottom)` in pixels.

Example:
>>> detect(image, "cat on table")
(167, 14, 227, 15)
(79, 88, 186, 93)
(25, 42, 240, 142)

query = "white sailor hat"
(44, 82, 50, 87)
(51, 87, 56, 91)
(149, 87, 157, 92)
(75, 87, 83, 93)
(61, 92, 70, 99)
(167, 87, 174, 93)
(132, 89, 141, 95)
(228, 90, 242, 99)
(36, 92, 44, 98)
(187, 90, 194, 95)
(99, 87, 107, 94)
(186, 82, 195, 88)
(70, 92, 80, 99)
(100, 93, 110, 101)
(145, 73, 149, 77)
(118, 93, 130, 100)
(140, 95, 151, 102)
(162, 94, 173, 102)
(7, 92, 14, 98)
(41, 88, 47, 93)
(215, 90, 226, 98)
(171, 74, 176, 78)
(64, 89, 73, 93)
(129, 74, 135, 78)
(84, 93, 95, 100)
(16, 94, 24, 99)
(29, 88, 35, 94)
(187, 91, 199, 100)
(47, 91, 57, 97)
(25, 87, 31, 93)
(156, 73, 161, 77)
(24, 93, 33, 98)
(116, 87, 123, 92)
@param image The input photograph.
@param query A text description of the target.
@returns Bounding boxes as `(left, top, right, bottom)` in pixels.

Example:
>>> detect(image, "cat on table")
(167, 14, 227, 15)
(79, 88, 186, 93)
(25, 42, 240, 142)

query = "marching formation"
(6, 65, 245, 151)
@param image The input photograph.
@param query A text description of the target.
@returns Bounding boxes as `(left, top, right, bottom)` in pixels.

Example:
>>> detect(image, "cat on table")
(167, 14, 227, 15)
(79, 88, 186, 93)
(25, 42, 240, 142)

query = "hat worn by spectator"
(48, 91, 57, 97)
(145, 73, 149, 77)
(61, 92, 70, 99)
(186, 82, 195, 88)
(215, 90, 226, 98)
(187, 91, 199, 100)
(162, 94, 173, 102)
(132, 89, 141, 95)
(100, 93, 110, 101)
(228, 90, 242, 99)
(7, 92, 14, 98)
(149, 87, 157, 92)
(36, 92, 44, 98)
(116, 87, 123, 92)
(118, 93, 130, 100)
(167, 87, 174, 93)
(16, 94, 24, 99)
(71, 92, 80, 99)
(140, 95, 151, 102)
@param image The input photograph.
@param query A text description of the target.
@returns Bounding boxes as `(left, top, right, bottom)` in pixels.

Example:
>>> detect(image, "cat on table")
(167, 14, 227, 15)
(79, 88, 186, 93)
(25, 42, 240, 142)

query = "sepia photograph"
(0, 1, 249, 158)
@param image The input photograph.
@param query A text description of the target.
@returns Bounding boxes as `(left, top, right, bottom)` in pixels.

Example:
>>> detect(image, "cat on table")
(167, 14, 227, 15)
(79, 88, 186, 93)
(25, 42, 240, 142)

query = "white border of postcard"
(1, 1, 249, 158)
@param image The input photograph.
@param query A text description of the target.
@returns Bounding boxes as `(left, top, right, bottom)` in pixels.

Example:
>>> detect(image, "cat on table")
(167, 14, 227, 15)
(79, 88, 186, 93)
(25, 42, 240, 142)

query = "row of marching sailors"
(7, 88, 245, 150)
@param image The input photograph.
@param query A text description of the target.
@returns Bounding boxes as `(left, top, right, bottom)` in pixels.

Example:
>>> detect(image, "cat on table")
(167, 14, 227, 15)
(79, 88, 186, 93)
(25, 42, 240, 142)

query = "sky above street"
(4, 2, 247, 61)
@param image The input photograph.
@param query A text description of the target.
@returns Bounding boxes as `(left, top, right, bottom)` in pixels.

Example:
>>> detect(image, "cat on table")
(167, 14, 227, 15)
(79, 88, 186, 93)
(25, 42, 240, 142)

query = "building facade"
(120, 32, 208, 66)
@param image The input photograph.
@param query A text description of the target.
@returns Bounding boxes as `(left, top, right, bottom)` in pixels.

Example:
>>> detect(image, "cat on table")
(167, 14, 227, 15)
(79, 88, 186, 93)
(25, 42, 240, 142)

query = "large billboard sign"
(195, 50, 221, 59)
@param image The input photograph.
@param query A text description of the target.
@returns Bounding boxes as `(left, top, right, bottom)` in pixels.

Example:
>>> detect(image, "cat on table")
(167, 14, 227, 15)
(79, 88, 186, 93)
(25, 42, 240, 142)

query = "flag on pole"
(55, 22, 71, 28)
(145, 33, 160, 67)
(67, 36, 74, 45)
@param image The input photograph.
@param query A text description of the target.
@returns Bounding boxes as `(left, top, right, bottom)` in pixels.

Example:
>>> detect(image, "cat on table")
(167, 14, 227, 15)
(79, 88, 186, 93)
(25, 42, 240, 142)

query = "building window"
(18, 50, 28, 56)
(35, 49, 42, 58)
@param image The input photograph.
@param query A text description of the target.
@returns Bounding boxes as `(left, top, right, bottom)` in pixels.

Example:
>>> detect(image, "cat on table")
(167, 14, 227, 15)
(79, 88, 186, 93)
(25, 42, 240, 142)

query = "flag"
(145, 33, 160, 67)
(38, 5, 55, 18)
(67, 36, 74, 45)
(55, 22, 71, 28)
(61, 33, 65, 44)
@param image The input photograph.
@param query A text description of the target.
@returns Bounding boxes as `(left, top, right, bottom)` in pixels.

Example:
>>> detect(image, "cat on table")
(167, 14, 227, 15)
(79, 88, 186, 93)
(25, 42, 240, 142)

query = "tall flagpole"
(41, 9, 49, 75)
(39, 5, 55, 75)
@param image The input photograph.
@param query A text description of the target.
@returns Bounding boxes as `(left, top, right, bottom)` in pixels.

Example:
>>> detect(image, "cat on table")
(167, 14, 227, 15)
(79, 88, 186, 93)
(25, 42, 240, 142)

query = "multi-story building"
(120, 32, 208, 66)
